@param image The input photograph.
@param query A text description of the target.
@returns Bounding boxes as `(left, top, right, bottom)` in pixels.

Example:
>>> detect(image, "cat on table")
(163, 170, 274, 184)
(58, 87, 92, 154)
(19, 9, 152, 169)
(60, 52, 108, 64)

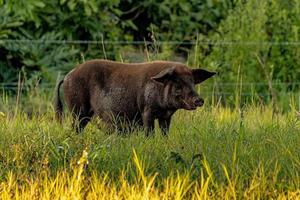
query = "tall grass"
(0, 91, 300, 198)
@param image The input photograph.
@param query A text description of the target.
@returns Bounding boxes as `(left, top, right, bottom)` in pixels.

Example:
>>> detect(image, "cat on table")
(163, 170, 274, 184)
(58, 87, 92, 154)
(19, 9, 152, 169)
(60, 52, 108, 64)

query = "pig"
(54, 59, 216, 136)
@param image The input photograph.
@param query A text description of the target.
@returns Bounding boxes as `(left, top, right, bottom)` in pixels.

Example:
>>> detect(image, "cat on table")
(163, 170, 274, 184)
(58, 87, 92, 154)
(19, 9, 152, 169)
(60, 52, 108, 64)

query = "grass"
(0, 93, 300, 199)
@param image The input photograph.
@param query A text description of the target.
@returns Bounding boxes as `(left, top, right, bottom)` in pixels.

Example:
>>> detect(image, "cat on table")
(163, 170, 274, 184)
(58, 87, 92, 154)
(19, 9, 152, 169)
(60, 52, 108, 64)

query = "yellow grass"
(0, 149, 300, 200)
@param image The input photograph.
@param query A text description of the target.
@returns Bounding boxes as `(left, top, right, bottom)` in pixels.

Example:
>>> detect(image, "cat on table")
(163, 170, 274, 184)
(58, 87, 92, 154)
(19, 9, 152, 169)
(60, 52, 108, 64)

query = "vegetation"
(0, 0, 233, 82)
(0, 95, 300, 198)
(202, 0, 300, 104)
(1, 0, 300, 199)
(1, 0, 300, 97)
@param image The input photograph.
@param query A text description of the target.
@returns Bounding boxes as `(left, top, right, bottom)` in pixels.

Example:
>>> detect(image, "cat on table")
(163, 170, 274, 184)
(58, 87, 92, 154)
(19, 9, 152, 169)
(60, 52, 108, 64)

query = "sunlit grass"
(0, 149, 300, 199)
(0, 98, 300, 199)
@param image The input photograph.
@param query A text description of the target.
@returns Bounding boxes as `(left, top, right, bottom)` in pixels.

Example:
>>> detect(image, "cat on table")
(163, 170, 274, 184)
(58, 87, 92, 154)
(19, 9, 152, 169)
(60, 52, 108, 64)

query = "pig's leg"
(72, 109, 93, 133)
(142, 109, 155, 136)
(158, 117, 171, 136)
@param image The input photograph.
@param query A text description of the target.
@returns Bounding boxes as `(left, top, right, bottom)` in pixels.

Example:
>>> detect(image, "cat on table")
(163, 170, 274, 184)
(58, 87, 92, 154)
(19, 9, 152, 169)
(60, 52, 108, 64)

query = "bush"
(0, 0, 234, 83)
(199, 0, 300, 105)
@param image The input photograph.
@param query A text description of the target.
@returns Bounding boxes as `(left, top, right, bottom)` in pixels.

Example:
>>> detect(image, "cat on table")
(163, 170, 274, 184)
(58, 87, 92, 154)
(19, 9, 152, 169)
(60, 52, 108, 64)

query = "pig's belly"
(91, 87, 142, 124)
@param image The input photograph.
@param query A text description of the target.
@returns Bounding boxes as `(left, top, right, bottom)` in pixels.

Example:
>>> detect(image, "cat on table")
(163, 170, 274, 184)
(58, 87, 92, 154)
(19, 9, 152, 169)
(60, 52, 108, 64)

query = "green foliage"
(201, 0, 300, 104)
(0, 7, 23, 39)
(1, 0, 300, 101)
(0, 0, 133, 82)
(148, 0, 234, 41)
(0, 0, 234, 83)
(4, 32, 79, 82)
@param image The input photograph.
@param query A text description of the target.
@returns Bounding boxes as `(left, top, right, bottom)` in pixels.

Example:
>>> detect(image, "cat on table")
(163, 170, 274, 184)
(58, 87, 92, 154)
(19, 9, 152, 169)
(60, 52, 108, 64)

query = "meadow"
(0, 90, 300, 199)
(2, 0, 300, 199)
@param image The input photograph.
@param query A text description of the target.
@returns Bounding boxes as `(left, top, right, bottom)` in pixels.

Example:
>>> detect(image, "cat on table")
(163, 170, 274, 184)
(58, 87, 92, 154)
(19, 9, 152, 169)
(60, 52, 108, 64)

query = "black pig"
(54, 60, 216, 136)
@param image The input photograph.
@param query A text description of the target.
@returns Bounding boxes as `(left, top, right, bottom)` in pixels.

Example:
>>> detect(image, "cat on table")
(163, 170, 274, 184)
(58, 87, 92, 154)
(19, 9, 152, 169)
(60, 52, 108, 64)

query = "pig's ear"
(192, 69, 216, 84)
(151, 67, 176, 84)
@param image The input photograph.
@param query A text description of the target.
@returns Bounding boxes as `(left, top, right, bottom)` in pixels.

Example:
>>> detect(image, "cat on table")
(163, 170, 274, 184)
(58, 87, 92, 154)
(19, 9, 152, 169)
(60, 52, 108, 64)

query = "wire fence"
(2, 82, 300, 87)
(1, 39, 300, 97)
(1, 82, 299, 97)
(2, 39, 300, 46)
(2, 82, 300, 86)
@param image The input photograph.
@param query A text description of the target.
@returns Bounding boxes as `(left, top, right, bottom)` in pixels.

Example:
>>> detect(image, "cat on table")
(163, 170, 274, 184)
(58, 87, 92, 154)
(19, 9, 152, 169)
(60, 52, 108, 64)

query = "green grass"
(0, 92, 300, 198)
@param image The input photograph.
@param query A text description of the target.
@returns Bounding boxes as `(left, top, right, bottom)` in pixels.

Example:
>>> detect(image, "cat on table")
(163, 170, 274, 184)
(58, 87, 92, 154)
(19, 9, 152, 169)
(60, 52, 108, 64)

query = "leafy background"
(1, 0, 300, 103)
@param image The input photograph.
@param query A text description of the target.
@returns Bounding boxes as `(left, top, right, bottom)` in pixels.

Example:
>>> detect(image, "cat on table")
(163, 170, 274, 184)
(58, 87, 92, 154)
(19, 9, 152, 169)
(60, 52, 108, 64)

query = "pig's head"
(151, 66, 216, 110)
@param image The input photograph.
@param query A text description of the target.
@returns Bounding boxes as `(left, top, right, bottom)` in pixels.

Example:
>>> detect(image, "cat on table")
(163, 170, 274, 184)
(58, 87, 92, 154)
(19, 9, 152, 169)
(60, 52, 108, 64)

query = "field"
(1, 91, 300, 199)
(2, 0, 300, 199)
